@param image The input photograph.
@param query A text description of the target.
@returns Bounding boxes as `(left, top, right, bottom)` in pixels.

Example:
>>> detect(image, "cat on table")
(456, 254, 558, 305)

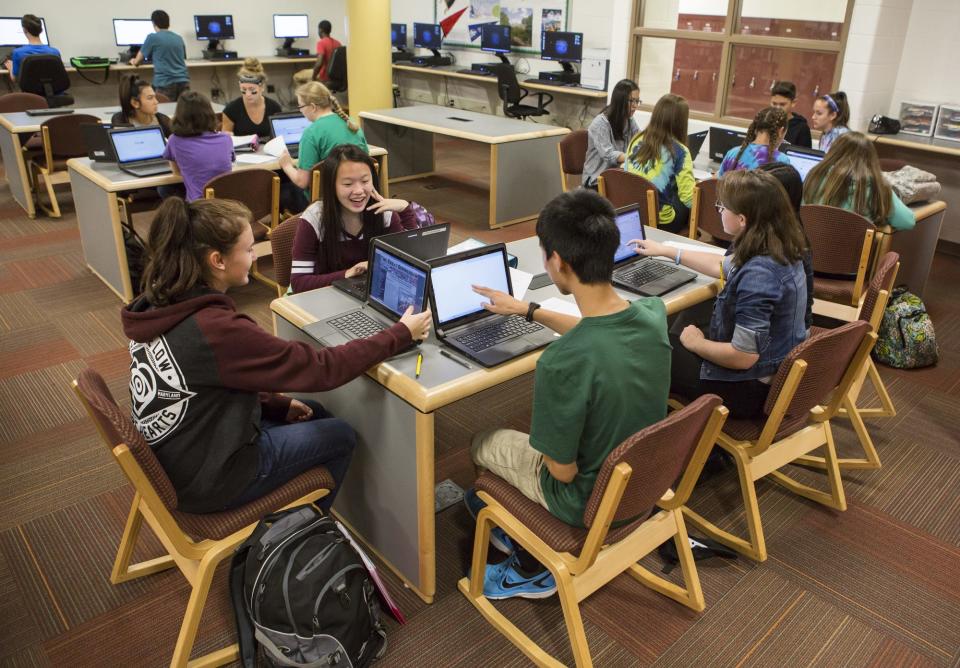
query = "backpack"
(873, 287, 939, 369)
(230, 505, 387, 668)
(121, 222, 146, 296)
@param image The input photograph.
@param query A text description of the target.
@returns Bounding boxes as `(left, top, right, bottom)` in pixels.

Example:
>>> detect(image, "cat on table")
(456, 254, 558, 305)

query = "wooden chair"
(682, 320, 876, 562)
(0, 92, 48, 154)
(29, 113, 100, 217)
(557, 129, 588, 192)
(459, 395, 728, 668)
(156, 92, 172, 103)
(204, 169, 280, 289)
(800, 204, 877, 318)
(597, 168, 659, 228)
(72, 368, 334, 668)
(688, 177, 733, 244)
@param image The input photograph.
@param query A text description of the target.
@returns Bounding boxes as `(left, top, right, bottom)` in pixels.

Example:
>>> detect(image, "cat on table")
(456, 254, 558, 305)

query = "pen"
(718, 259, 725, 290)
(440, 348, 471, 369)
(415, 352, 423, 378)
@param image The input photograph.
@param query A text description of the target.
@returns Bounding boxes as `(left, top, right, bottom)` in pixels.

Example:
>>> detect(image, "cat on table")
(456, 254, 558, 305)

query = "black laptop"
(428, 244, 556, 368)
(611, 205, 697, 297)
(81, 123, 115, 162)
(333, 223, 451, 301)
(709, 126, 747, 162)
(269, 112, 312, 159)
(687, 130, 708, 159)
(108, 126, 172, 177)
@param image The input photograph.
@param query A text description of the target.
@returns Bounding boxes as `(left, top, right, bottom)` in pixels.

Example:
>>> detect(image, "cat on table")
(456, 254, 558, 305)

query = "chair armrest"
(534, 91, 554, 111)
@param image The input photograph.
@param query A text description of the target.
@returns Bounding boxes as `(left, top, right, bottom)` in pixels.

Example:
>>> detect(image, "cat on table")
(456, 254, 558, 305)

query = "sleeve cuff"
(731, 324, 760, 354)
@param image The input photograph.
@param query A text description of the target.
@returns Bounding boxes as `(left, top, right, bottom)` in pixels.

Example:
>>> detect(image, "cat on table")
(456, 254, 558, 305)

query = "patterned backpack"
(873, 287, 938, 369)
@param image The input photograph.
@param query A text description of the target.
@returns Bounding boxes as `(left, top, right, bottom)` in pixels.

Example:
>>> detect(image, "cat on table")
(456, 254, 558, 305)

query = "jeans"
(156, 81, 189, 101)
(226, 400, 356, 511)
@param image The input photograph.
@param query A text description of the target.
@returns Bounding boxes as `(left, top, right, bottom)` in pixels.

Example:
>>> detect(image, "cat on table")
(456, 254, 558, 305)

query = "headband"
(823, 94, 839, 113)
(238, 74, 265, 85)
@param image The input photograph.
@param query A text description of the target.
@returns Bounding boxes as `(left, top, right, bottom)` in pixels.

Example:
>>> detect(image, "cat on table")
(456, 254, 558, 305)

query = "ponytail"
(732, 106, 787, 169)
(329, 97, 359, 133)
(119, 74, 152, 122)
(141, 197, 252, 305)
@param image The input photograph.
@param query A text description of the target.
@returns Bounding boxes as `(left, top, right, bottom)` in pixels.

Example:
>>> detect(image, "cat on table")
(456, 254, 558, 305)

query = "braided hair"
(730, 106, 788, 170)
(295, 81, 360, 133)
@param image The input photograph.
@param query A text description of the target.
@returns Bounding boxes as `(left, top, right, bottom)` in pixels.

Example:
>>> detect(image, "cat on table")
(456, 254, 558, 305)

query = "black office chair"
(493, 64, 552, 120)
(326, 46, 347, 93)
(17, 55, 73, 108)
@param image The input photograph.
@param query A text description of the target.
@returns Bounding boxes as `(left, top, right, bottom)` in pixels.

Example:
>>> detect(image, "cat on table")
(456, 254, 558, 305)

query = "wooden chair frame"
(30, 124, 71, 217)
(458, 405, 728, 668)
(597, 172, 658, 229)
(72, 380, 329, 668)
(682, 332, 877, 562)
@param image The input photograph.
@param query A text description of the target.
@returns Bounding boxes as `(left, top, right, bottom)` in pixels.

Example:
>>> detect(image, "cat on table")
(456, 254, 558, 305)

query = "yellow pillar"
(345, 0, 393, 116)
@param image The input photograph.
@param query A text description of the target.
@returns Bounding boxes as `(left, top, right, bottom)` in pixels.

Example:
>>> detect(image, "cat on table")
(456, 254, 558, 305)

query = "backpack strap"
(230, 542, 258, 668)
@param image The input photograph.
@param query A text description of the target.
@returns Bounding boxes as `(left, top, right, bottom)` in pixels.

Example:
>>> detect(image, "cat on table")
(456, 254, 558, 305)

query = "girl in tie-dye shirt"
(718, 107, 791, 176)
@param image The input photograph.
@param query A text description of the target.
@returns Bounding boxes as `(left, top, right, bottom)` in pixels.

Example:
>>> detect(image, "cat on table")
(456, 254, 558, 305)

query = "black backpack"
(230, 505, 387, 668)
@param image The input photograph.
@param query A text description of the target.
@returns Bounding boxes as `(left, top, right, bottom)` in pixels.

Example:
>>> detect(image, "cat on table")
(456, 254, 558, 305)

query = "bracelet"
(675, 249, 683, 265)
(525, 302, 541, 323)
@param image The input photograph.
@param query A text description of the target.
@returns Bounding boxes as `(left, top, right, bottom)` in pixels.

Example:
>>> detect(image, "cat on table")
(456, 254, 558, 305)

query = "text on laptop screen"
(613, 208, 645, 263)
(112, 128, 166, 163)
(783, 150, 823, 182)
(271, 116, 311, 145)
(368, 247, 428, 317)
(431, 249, 509, 324)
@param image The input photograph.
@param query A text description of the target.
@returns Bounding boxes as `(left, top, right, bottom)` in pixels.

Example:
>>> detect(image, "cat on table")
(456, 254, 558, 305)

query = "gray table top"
(359, 104, 570, 143)
(0, 102, 214, 133)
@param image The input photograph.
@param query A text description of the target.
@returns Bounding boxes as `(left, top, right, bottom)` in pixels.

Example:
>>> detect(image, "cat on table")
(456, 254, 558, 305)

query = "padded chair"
(597, 168, 659, 228)
(459, 396, 728, 668)
(557, 129, 588, 191)
(0, 92, 48, 153)
(682, 320, 876, 562)
(269, 217, 302, 298)
(326, 46, 348, 93)
(72, 368, 333, 668)
(156, 91, 172, 103)
(689, 178, 733, 243)
(204, 169, 281, 289)
(17, 54, 73, 107)
(29, 113, 99, 217)
(494, 64, 552, 120)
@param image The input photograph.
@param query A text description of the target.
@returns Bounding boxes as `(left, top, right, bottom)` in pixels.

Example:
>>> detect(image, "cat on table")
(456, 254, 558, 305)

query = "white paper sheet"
(663, 240, 726, 256)
(231, 134, 257, 148)
(235, 153, 277, 164)
(261, 135, 288, 157)
(540, 297, 581, 319)
(509, 268, 533, 300)
(446, 237, 486, 255)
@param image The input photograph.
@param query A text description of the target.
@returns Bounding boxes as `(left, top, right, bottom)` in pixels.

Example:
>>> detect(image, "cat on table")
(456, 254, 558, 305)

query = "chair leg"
(627, 509, 704, 611)
(846, 358, 896, 419)
(111, 493, 176, 584)
(796, 394, 882, 471)
(35, 169, 61, 218)
(768, 423, 847, 512)
(555, 569, 592, 668)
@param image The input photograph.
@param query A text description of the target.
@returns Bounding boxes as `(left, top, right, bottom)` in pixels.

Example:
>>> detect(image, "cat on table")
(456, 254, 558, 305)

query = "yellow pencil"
(415, 352, 423, 379)
(718, 260, 725, 290)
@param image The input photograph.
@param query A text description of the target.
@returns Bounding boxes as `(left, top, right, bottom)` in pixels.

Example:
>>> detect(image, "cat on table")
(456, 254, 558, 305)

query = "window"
(629, 0, 853, 123)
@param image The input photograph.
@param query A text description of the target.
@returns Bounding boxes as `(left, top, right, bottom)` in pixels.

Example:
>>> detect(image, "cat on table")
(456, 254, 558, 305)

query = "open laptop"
(428, 244, 556, 368)
(687, 130, 708, 160)
(108, 126, 171, 177)
(333, 223, 451, 301)
(81, 123, 115, 162)
(303, 239, 430, 348)
(780, 145, 825, 182)
(709, 126, 747, 162)
(611, 204, 697, 297)
(269, 112, 312, 159)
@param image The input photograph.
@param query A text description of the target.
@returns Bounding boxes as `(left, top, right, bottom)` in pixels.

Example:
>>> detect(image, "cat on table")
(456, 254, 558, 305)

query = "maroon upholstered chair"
(597, 168, 660, 228)
(689, 177, 733, 243)
(800, 204, 877, 308)
(0, 92, 48, 153)
(29, 113, 99, 217)
(269, 216, 302, 297)
(557, 129, 588, 191)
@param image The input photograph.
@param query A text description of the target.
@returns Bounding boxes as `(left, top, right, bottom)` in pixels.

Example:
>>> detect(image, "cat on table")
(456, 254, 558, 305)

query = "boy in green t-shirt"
(467, 189, 671, 599)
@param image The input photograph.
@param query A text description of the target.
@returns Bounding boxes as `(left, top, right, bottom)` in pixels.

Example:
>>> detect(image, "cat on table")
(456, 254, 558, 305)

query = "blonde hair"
(238, 57, 266, 85)
(295, 81, 359, 133)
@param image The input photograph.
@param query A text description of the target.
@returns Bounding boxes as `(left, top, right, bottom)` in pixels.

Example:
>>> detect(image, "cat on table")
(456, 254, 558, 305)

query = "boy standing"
(468, 189, 671, 599)
(131, 10, 189, 101)
(771, 81, 812, 148)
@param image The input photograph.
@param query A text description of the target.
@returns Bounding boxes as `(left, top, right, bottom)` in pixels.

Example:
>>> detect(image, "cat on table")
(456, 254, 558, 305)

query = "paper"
(664, 240, 726, 256)
(509, 268, 533, 300)
(446, 237, 486, 255)
(540, 297, 581, 318)
(231, 133, 257, 149)
(335, 520, 406, 625)
(261, 135, 289, 157)
(235, 153, 277, 164)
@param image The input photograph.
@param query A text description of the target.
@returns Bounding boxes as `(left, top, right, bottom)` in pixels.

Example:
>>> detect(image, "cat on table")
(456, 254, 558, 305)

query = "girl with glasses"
(582, 79, 641, 188)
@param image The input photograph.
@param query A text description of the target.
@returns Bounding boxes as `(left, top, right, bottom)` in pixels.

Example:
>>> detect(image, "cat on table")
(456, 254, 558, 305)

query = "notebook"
(108, 126, 171, 177)
(269, 112, 312, 159)
(611, 205, 697, 297)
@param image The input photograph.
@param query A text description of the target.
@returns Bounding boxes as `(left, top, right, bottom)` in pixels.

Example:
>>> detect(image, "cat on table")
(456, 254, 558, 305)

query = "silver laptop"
(108, 126, 171, 177)
(781, 145, 825, 182)
(303, 239, 430, 348)
(428, 243, 555, 368)
(611, 205, 697, 297)
(269, 112, 312, 159)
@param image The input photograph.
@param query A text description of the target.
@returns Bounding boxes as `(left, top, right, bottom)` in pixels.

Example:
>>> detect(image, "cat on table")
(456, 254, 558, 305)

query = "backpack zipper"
(250, 517, 330, 614)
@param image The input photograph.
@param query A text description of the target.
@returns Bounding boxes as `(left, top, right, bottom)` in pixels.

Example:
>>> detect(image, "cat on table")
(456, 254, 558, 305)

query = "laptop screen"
(368, 246, 428, 318)
(613, 206, 645, 263)
(111, 127, 166, 164)
(271, 115, 311, 146)
(782, 149, 824, 182)
(431, 247, 509, 325)
(687, 130, 708, 159)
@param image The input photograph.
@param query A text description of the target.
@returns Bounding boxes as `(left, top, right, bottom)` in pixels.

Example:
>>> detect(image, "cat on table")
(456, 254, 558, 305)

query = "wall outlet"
(448, 98, 455, 107)
(211, 87, 222, 100)
(267, 84, 276, 93)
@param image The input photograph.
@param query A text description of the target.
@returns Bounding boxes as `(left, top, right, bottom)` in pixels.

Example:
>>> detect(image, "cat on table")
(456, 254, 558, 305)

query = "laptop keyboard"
(453, 316, 544, 352)
(328, 311, 385, 339)
(615, 259, 680, 286)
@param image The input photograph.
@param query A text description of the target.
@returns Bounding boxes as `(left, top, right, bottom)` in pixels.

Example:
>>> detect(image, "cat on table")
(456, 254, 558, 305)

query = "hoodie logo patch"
(129, 337, 196, 444)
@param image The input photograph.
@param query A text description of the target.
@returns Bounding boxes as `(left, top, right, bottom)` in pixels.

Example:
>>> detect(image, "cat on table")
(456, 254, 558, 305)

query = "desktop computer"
(113, 18, 153, 62)
(0, 16, 49, 47)
(409, 22, 451, 67)
(391, 23, 411, 62)
(461, 24, 511, 75)
(195, 14, 238, 60)
(537, 30, 583, 85)
(273, 14, 311, 57)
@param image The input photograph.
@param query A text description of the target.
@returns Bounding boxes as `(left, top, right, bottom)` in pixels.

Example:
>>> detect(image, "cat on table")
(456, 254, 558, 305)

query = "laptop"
(611, 204, 697, 297)
(108, 126, 172, 177)
(332, 223, 451, 301)
(269, 112, 312, 159)
(81, 123, 115, 162)
(709, 126, 747, 162)
(687, 130, 708, 160)
(780, 145, 825, 182)
(428, 244, 556, 368)
(303, 239, 430, 348)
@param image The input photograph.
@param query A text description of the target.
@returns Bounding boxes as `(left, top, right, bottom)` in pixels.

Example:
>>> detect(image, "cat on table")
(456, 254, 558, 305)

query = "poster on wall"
(436, 0, 569, 51)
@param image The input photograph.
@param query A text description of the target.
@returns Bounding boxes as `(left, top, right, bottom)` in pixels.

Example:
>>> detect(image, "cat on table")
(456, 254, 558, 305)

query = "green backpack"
(873, 287, 939, 369)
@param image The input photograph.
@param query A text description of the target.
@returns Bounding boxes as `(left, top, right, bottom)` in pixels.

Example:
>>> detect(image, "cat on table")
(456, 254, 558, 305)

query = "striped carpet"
(0, 144, 958, 667)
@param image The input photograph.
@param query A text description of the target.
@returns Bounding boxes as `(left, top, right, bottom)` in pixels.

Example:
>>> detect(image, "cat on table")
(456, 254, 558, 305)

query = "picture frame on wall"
(933, 104, 960, 142)
(437, 0, 571, 52)
(898, 101, 938, 137)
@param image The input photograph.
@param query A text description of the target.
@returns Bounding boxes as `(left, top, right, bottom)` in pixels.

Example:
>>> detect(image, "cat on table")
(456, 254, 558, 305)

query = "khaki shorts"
(471, 429, 549, 509)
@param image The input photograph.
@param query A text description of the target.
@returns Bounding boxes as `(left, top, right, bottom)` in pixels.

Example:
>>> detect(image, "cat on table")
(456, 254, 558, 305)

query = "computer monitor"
(113, 19, 153, 47)
(709, 127, 747, 162)
(481, 24, 511, 55)
(0, 16, 49, 47)
(541, 31, 582, 64)
(413, 23, 442, 50)
(391, 23, 407, 50)
(194, 15, 234, 42)
(273, 14, 308, 39)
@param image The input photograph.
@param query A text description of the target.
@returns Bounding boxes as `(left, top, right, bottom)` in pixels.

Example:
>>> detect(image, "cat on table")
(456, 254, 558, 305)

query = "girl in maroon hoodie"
(122, 197, 432, 513)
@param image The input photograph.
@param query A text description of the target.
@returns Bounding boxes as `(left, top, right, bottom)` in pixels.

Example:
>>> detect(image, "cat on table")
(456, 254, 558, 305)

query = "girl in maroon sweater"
(290, 143, 436, 293)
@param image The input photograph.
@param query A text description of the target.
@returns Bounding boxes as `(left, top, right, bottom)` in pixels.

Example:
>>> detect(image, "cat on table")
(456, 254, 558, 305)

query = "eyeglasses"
(297, 103, 312, 110)
(715, 201, 727, 215)
(628, 97, 641, 106)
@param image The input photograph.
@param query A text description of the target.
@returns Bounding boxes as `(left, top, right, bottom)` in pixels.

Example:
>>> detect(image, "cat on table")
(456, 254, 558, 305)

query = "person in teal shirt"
(803, 131, 915, 231)
(129, 10, 189, 101)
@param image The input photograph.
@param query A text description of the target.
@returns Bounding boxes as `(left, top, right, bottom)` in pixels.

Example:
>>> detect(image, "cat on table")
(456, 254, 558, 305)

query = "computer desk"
(359, 105, 569, 229)
(65, 144, 388, 302)
(270, 228, 721, 604)
(392, 64, 608, 101)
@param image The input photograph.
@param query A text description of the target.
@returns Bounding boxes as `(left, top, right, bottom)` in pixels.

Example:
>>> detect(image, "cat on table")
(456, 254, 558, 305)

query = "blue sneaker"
(464, 488, 513, 554)
(482, 552, 556, 600)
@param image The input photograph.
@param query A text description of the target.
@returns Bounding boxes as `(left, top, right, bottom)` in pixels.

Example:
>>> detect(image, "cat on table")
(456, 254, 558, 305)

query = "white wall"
(890, 0, 960, 112)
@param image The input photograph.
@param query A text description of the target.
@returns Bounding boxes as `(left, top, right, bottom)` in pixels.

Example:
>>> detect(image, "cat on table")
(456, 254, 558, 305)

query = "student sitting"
(290, 144, 434, 293)
(465, 189, 671, 599)
(633, 170, 808, 419)
(221, 58, 282, 139)
(278, 81, 368, 213)
(803, 131, 915, 231)
(718, 106, 791, 175)
(122, 197, 432, 513)
(129, 10, 189, 101)
(623, 93, 695, 233)
(770, 81, 812, 148)
(162, 91, 234, 201)
(811, 90, 850, 152)
(582, 79, 641, 188)
(3, 14, 60, 83)
(111, 74, 172, 136)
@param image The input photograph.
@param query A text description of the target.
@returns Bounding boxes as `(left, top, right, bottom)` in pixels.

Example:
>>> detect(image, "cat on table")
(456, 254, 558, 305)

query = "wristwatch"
(525, 302, 541, 323)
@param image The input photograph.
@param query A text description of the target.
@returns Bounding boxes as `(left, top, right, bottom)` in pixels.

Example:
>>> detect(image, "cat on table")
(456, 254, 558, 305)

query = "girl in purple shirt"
(163, 91, 234, 201)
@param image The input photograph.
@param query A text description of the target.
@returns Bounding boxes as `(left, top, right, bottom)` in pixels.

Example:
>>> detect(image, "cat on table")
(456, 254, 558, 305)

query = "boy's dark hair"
(536, 189, 618, 284)
(771, 81, 797, 100)
(319, 20, 332, 35)
(151, 10, 170, 29)
(21, 14, 43, 37)
(171, 90, 217, 137)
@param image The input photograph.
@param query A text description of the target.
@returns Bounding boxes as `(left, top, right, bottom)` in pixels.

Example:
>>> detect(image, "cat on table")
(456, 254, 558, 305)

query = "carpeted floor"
(0, 145, 958, 667)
